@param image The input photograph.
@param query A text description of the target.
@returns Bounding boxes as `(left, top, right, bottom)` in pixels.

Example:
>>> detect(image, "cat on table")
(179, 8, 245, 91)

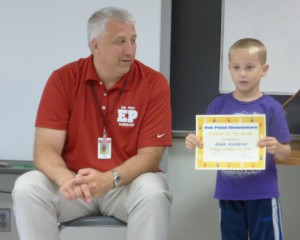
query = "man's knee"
(12, 170, 49, 201)
(129, 173, 173, 208)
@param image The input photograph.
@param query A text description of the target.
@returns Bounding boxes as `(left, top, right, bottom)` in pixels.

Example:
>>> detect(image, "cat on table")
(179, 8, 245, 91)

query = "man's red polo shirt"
(35, 55, 172, 173)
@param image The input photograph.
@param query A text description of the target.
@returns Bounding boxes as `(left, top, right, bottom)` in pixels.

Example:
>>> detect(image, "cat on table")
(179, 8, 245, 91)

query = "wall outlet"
(0, 208, 10, 232)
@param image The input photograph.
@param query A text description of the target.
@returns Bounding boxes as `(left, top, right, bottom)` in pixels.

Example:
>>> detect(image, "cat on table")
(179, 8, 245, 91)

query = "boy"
(186, 38, 291, 240)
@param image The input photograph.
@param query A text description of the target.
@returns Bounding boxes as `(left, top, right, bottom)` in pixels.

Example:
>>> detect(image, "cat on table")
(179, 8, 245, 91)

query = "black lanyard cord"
(89, 79, 128, 135)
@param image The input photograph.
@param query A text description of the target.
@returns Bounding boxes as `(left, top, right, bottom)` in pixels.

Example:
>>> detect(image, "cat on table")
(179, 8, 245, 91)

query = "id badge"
(98, 138, 112, 159)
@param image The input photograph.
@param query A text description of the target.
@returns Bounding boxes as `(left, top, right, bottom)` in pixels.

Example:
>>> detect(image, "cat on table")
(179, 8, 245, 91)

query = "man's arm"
(74, 146, 165, 198)
(114, 146, 165, 186)
(34, 127, 92, 202)
(34, 127, 71, 185)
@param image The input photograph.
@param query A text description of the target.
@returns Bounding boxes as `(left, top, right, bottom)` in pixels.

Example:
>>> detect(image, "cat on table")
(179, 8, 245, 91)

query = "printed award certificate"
(195, 114, 266, 170)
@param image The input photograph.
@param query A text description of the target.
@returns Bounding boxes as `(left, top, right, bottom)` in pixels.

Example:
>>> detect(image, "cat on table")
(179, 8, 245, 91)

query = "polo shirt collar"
(84, 54, 133, 91)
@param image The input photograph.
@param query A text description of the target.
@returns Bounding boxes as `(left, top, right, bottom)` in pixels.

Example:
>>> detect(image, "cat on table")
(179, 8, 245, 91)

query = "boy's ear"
(262, 64, 269, 77)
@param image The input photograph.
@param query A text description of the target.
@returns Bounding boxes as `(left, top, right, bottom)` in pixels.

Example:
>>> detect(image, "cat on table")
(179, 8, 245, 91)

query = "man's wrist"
(111, 169, 121, 188)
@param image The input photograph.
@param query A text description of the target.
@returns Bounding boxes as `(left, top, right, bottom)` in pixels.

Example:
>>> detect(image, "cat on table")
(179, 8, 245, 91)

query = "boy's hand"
(257, 136, 291, 160)
(185, 134, 202, 150)
(257, 136, 279, 155)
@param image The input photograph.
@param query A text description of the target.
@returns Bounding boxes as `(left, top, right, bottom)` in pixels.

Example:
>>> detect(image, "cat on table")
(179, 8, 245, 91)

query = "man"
(13, 7, 172, 240)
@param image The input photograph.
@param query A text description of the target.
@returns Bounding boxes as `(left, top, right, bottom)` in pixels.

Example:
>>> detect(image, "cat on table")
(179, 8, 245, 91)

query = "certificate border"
(195, 114, 266, 170)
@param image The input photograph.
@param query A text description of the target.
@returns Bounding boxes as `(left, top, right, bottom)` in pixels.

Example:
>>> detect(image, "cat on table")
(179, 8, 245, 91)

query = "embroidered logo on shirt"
(157, 133, 165, 138)
(117, 106, 138, 127)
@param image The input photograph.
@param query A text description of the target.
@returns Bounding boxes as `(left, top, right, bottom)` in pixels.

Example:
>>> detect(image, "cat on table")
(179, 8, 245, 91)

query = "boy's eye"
(131, 38, 136, 44)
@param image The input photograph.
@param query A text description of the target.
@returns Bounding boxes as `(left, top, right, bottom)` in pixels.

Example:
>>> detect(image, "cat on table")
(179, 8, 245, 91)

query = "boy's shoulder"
(207, 93, 284, 114)
(260, 94, 282, 108)
(209, 93, 235, 107)
(206, 93, 232, 114)
(210, 93, 230, 103)
(211, 93, 282, 107)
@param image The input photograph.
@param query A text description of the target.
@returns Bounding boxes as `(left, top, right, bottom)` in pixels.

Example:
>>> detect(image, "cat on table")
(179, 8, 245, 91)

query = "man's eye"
(115, 39, 125, 45)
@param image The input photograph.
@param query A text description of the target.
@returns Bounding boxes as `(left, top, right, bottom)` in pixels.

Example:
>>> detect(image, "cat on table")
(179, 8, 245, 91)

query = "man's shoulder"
(50, 55, 94, 85)
(130, 60, 168, 85)
(56, 55, 91, 72)
(132, 60, 165, 77)
(132, 59, 155, 71)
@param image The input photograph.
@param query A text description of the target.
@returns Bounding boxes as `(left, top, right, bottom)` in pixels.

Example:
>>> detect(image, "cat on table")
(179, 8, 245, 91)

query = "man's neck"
(101, 77, 120, 90)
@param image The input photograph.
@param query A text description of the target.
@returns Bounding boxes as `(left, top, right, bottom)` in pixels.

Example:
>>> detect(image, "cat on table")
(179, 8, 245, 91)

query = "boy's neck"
(232, 90, 263, 102)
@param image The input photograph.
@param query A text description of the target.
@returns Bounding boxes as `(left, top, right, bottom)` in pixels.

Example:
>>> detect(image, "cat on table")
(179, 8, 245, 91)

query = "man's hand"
(59, 176, 92, 203)
(69, 168, 114, 202)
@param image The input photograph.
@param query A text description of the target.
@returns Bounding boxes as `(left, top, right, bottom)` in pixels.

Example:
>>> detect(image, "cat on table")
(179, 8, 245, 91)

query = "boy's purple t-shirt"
(206, 93, 291, 200)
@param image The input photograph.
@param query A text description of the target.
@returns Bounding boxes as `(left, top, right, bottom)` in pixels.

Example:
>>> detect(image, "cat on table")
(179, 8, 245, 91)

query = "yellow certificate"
(195, 114, 266, 170)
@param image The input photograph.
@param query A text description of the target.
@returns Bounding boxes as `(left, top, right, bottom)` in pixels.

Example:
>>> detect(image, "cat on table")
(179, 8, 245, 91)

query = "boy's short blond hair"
(228, 38, 267, 64)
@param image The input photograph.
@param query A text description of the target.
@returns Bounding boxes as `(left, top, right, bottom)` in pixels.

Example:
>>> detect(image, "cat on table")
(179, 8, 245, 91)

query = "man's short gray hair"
(87, 7, 135, 50)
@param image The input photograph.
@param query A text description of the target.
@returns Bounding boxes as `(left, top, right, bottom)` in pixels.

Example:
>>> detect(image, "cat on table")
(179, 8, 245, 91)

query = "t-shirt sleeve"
(268, 102, 291, 143)
(137, 73, 172, 148)
(35, 71, 70, 130)
(206, 95, 223, 114)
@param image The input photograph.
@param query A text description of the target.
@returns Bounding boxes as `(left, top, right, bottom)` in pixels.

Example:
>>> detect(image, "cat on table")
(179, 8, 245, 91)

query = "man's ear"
(91, 38, 100, 52)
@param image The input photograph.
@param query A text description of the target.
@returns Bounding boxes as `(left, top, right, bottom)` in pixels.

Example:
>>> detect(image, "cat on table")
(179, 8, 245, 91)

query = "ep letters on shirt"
(195, 114, 266, 170)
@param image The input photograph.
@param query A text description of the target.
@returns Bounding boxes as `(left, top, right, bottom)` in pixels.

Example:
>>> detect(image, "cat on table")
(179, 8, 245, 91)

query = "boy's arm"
(274, 142, 292, 161)
(257, 137, 292, 161)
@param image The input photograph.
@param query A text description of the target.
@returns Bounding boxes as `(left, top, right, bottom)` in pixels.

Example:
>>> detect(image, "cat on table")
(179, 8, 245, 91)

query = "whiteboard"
(219, 0, 300, 95)
(0, 0, 169, 161)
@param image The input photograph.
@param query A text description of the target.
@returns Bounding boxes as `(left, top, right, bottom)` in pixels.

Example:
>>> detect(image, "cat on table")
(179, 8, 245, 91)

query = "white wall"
(0, 0, 166, 161)
(168, 139, 220, 240)
(1, 139, 299, 240)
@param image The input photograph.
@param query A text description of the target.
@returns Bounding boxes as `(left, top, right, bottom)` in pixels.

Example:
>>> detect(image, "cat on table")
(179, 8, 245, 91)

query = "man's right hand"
(70, 168, 115, 201)
(60, 176, 92, 203)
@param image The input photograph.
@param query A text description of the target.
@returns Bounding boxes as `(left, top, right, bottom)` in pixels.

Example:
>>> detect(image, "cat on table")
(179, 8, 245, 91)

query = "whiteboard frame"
(219, 0, 300, 96)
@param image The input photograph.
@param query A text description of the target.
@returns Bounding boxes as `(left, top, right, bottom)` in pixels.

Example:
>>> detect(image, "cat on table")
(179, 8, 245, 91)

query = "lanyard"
(89, 79, 128, 138)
